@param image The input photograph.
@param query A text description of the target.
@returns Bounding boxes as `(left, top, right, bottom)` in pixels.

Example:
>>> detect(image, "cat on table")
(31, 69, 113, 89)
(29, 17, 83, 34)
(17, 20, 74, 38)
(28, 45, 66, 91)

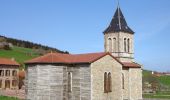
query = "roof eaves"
(0, 64, 19, 67)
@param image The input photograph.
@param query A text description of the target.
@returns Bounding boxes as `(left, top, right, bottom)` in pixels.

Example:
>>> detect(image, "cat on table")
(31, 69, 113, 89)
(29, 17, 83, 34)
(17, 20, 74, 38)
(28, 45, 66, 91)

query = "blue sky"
(0, 0, 170, 72)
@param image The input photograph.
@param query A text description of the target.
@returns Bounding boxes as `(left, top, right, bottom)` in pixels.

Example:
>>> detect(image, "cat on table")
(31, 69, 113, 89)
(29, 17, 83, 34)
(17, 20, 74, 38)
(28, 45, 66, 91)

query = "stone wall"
(104, 32, 134, 62)
(26, 64, 66, 100)
(64, 64, 91, 100)
(129, 68, 142, 100)
(25, 65, 37, 100)
(91, 55, 123, 100)
(79, 65, 91, 100)
(26, 64, 91, 100)
(122, 68, 129, 99)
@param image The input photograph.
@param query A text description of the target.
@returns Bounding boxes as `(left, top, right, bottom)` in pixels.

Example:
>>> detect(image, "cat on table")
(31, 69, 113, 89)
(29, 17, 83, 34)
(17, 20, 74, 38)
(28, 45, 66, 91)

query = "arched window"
(108, 38, 112, 52)
(108, 72, 112, 92)
(104, 72, 108, 93)
(122, 73, 125, 89)
(127, 39, 130, 53)
(124, 38, 127, 52)
(113, 38, 116, 52)
(68, 72, 72, 92)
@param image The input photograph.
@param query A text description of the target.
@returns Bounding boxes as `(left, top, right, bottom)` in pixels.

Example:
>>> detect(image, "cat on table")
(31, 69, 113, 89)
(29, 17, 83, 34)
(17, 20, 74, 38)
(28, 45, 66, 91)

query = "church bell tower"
(103, 6, 134, 62)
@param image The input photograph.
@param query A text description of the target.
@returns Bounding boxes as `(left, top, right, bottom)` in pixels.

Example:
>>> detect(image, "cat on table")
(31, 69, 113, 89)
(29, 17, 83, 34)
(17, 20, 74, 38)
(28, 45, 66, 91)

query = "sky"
(0, 0, 170, 72)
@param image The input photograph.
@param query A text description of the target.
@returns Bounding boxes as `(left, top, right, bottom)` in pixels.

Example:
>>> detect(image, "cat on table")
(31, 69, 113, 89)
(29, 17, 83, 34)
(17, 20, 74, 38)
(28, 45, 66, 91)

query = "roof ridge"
(71, 52, 106, 56)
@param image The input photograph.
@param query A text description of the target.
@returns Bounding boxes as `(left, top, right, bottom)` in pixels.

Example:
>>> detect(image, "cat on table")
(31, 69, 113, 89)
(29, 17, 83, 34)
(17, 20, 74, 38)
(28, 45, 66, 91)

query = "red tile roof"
(0, 58, 19, 66)
(25, 52, 114, 64)
(25, 52, 141, 68)
(122, 62, 141, 68)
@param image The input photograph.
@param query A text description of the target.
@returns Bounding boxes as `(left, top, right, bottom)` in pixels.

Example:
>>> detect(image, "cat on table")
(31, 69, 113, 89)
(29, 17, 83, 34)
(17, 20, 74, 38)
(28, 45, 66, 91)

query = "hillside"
(0, 35, 68, 66)
(0, 35, 68, 53)
(0, 46, 40, 64)
(143, 70, 170, 90)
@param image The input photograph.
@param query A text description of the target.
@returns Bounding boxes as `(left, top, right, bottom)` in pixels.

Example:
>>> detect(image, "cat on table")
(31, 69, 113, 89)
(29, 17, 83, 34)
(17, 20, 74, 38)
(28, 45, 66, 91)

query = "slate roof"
(0, 58, 20, 66)
(103, 7, 134, 34)
(25, 52, 141, 68)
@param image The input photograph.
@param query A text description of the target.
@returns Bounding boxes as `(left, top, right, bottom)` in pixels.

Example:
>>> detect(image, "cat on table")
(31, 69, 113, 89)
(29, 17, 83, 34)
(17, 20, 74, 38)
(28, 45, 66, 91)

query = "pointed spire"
(103, 4, 134, 34)
(117, 3, 121, 30)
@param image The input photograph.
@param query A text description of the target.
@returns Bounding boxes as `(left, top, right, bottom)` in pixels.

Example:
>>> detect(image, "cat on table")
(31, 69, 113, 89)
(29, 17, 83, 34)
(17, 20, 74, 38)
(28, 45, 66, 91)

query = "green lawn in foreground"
(0, 46, 39, 64)
(0, 96, 19, 100)
(143, 92, 170, 99)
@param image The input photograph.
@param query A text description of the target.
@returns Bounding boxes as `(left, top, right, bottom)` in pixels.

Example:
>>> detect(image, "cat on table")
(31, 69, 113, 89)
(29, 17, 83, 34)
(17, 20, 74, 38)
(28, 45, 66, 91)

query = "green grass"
(158, 76, 170, 87)
(0, 96, 19, 100)
(143, 70, 170, 87)
(143, 70, 152, 77)
(143, 70, 170, 99)
(0, 46, 40, 64)
(143, 92, 170, 99)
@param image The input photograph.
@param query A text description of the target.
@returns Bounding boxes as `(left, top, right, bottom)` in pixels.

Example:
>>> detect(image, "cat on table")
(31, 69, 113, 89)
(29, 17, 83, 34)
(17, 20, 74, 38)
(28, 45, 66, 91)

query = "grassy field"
(0, 96, 19, 100)
(143, 70, 170, 87)
(0, 46, 40, 64)
(158, 76, 170, 87)
(143, 70, 170, 99)
(143, 92, 170, 99)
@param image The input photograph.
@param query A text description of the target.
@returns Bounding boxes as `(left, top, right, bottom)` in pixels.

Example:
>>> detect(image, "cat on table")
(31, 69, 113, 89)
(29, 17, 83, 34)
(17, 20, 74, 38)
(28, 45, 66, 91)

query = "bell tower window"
(108, 38, 112, 52)
(113, 38, 116, 52)
(124, 38, 127, 52)
(127, 38, 130, 53)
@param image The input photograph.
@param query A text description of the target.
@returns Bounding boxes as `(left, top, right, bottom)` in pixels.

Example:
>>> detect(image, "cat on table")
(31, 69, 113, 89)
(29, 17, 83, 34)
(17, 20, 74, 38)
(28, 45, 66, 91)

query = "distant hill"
(0, 35, 68, 53)
(0, 46, 40, 64)
(0, 35, 69, 68)
(143, 70, 170, 92)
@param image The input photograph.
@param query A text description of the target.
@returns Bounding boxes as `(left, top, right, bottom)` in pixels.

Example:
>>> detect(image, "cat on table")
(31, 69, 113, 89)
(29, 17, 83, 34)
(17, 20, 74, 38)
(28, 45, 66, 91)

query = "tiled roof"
(103, 7, 134, 34)
(122, 62, 141, 68)
(0, 58, 19, 66)
(25, 52, 113, 64)
(25, 52, 141, 68)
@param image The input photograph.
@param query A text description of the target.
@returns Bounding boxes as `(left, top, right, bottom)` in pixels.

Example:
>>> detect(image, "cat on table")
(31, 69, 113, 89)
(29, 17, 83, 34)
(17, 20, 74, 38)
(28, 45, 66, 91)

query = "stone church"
(25, 6, 142, 100)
